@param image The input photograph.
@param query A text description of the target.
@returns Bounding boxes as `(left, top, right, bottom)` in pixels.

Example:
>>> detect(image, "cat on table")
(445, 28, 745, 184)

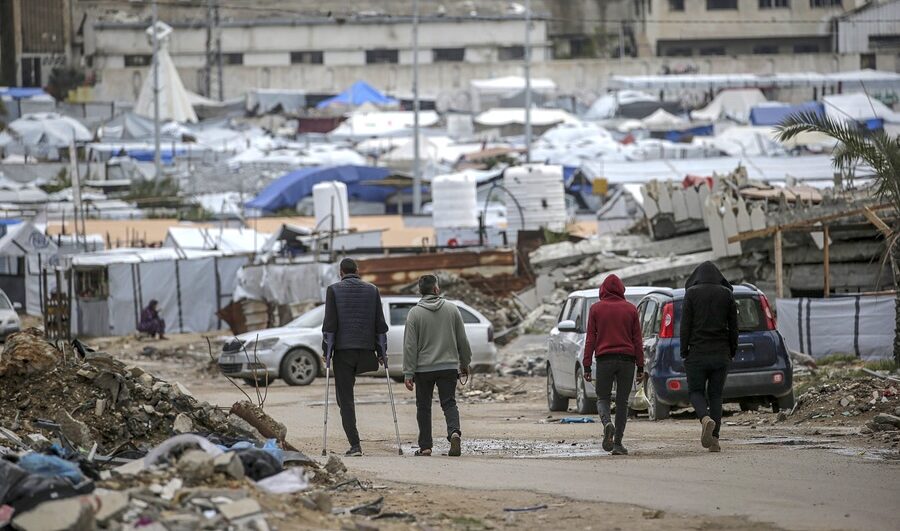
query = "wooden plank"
(774, 230, 784, 298)
(862, 206, 893, 238)
(823, 225, 830, 298)
(727, 203, 893, 243)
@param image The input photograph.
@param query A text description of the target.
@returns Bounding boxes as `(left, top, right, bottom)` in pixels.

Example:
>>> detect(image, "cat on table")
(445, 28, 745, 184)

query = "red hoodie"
(581, 275, 644, 369)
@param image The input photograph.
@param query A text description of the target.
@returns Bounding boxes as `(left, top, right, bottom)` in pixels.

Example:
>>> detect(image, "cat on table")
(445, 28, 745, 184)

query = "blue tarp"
(664, 124, 714, 142)
(246, 165, 392, 212)
(0, 87, 48, 100)
(315, 81, 398, 109)
(749, 102, 824, 126)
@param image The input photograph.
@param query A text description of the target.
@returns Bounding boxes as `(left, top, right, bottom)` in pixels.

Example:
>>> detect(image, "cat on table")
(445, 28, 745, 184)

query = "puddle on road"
(732, 435, 897, 461)
(403, 438, 612, 459)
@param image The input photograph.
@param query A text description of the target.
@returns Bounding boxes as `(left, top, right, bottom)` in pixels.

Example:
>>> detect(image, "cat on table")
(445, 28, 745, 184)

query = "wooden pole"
(823, 225, 830, 298)
(774, 230, 784, 298)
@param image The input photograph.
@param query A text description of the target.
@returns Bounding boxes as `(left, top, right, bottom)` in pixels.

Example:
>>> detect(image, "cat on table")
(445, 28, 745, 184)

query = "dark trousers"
(414, 370, 461, 450)
(333, 349, 368, 448)
(594, 356, 635, 444)
(685, 354, 730, 438)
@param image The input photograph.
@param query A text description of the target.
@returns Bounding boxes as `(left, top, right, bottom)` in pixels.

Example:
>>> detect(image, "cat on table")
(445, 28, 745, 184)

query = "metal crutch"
(321, 333, 335, 456)
(378, 335, 403, 455)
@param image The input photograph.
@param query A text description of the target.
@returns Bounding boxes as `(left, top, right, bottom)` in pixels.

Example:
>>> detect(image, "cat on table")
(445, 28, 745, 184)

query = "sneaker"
(700, 416, 715, 449)
(611, 443, 629, 455)
(602, 423, 615, 452)
(449, 433, 462, 457)
(709, 437, 721, 453)
(345, 446, 362, 457)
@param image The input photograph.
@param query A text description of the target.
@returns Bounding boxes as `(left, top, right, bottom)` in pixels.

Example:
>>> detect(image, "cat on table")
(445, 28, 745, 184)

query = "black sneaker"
(611, 443, 628, 456)
(449, 433, 462, 457)
(345, 446, 362, 457)
(602, 423, 615, 452)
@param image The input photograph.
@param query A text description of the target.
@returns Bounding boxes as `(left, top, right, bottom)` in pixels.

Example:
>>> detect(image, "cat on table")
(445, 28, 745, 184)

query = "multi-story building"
(0, 0, 73, 87)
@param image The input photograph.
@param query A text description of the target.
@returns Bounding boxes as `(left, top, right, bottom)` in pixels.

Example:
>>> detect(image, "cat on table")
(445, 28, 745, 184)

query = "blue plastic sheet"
(17, 453, 84, 484)
(560, 417, 595, 424)
(216, 439, 284, 466)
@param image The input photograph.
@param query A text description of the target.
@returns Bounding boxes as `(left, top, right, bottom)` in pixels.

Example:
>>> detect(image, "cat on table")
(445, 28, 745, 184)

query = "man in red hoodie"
(582, 274, 644, 455)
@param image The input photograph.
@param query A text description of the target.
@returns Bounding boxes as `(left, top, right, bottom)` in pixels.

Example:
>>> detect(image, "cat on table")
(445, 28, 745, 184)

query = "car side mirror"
(557, 320, 577, 333)
(12, 302, 22, 311)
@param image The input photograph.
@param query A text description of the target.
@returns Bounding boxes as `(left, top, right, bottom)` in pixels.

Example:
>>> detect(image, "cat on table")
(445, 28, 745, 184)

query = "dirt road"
(188, 374, 900, 531)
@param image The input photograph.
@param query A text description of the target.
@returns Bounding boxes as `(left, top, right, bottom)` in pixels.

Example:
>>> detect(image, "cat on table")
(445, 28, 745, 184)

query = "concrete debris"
(213, 451, 246, 480)
(873, 413, 900, 429)
(57, 410, 94, 449)
(462, 376, 529, 402)
(11, 496, 96, 531)
(177, 449, 215, 482)
(0, 328, 61, 378)
(173, 412, 194, 434)
(325, 455, 347, 476)
(218, 498, 263, 521)
(94, 490, 129, 524)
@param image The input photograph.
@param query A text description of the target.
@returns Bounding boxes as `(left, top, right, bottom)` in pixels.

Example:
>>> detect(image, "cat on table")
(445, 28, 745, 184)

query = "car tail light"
(666, 379, 682, 391)
(659, 302, 675, 338)
(773, 372, 784, 384)
(760, 295, 777, 330)
(487, 326, 494, 343)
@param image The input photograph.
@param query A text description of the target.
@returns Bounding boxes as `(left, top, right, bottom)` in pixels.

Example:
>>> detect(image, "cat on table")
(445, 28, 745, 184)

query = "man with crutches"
(403, 275, 472, 457)
(321, 258, 389, 457)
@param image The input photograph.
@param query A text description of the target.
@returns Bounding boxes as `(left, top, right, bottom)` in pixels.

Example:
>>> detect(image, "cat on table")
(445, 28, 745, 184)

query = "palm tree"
(776, 111, 900, 364)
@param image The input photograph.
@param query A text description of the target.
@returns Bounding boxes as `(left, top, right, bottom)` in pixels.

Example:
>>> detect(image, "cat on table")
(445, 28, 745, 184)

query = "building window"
(664, 47, 693, 57)
(498, 45, 526, 61)
(759, 0, 790, 6)
(753, 44, 779, 54)
(699, 46, 726, 56)
(706, 0, 738, 9)
(432, 47, 465, 62)
(860, 53, 876, 69)
(124, 54, 152, 67)
(794, 44, 820, 53)
(290, 51, 323, 64)
(669, 0, 685, 11)
(223, 53, 243, 65)
(366, 49, 399, 64)
(810, 0, 841, 6)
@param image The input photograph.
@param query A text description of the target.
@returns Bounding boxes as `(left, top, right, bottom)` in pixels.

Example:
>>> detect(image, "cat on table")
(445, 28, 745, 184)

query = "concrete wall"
(90, 52, 864, 103)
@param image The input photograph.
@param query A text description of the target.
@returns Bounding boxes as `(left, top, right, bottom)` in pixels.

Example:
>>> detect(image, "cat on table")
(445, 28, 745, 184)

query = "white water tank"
(312, 181, 350, 232)
(431, 172, 478, 229)
(503, 164, 566, 233)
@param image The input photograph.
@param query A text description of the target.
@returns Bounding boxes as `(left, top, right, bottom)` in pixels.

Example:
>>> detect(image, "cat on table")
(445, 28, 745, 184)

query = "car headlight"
(242, 338, 280, 353)
(5, 318, 15, 326)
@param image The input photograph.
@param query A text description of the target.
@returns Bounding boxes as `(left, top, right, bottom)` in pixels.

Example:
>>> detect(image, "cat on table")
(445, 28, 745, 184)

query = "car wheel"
(243, 377, 270, 387)
(575, 367, 597, 415)
(546, 366, 569, 412)
(280, 349, 318, 386)
(739, 401, 759, 412)
(646, 379, 670, 421)
(773, 391, 795, 413)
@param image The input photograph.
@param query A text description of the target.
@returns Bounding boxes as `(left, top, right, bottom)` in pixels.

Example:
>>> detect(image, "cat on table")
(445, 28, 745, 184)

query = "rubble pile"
(424, 274, 529, 343)
(461, 376, 530, 403)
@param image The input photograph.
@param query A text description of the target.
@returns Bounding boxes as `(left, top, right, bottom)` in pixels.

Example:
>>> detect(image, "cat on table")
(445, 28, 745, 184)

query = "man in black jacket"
(680, 261, 738, 453)
(322, 258, 388, 456)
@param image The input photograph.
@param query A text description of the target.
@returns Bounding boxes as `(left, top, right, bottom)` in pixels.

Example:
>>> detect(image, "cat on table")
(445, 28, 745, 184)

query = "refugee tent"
(64, 248, 248, 336)
(328, 110, 440, 138)
(245, 165, 392, 213)
(134, 23, 199, 123)
(749, 101, 824, 126)
(0, 113, 92, 155)
(0, 221, 58, 314)
(823, 92, 900, 126)
(0, 175, 49, 203)
(641, 108, 688, 129)
(474, 108, 578, 127)
(163, 227, 271, 253)
(698, 126, 785, 157)
(469, 76, 556, 111)
(96, 112, 159, 141)
(246, 89, 307, 115)
(379, 135, 448, 172)
(316, 81, 398, 109)
(691, 89, 767, 123)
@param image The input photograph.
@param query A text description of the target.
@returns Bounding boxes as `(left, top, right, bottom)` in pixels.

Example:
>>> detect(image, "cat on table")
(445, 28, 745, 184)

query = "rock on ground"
(0, 328, 61, 377)
(11, 497, 95, 531)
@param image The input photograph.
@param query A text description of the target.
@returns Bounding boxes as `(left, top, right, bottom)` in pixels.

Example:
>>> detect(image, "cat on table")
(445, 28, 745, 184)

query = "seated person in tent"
(138, 300, 167, 340)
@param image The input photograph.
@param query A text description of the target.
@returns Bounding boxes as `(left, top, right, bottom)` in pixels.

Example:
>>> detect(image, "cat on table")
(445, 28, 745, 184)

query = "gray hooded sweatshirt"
(402, 294, 473, 380)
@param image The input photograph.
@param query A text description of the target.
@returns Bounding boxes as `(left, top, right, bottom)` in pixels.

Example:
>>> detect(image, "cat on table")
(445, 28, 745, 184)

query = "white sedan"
(217, 295, 497, 386)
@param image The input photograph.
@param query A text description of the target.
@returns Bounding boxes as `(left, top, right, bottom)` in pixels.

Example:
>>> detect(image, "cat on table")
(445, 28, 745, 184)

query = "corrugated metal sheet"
(838, 1, 900, 54)
(358, 250, 517, 291)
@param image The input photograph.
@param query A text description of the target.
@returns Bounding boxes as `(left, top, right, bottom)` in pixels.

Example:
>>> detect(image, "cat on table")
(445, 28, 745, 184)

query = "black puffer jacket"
(679, 261, 738, 359)
(322, 274, 388, 351)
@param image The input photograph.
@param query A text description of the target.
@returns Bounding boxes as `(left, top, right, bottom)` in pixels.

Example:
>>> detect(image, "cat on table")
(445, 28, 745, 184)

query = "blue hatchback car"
(636, 284, 794, 420)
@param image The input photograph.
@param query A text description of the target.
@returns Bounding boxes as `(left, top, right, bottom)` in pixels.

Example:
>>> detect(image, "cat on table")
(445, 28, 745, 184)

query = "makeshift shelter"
(327, 110, 440, 139)
(246, 89, 307, 115)
(0, 113, 92, 158)
(691, 89, 767, 123)
(474, 108, 578, 136)
(469, 76, 556, 111)
(134, 22, 199, 123)
(584, 91, 657, 120)
(96, 112, 161, 141)
(641, 109, 688, 129)
(64, 248, 248, 336)
(163, 227, 271, 253)
(749, 102, 824, 126)
(823, 92, 900, 126)
(0, 221, 58, 313)
(316, 81, 398, 109)
(245, 165, 392, 213)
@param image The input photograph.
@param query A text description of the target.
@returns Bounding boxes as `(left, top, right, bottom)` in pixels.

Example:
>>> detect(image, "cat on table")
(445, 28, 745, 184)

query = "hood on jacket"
(685, 261, 733, 290)
(600, 274, 626, 300)
(417, 294, 446, 312)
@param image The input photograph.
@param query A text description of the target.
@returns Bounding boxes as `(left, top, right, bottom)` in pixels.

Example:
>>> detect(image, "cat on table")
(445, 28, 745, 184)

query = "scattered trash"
(504, 504, 549, 512)
(560, 417, 595, 424)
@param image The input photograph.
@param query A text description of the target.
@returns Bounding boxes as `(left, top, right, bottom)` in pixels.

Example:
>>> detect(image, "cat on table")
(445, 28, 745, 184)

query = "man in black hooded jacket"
(680, 261, 737, 453)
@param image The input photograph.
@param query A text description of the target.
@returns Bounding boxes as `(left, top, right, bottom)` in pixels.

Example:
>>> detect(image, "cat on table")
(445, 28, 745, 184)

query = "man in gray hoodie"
(403, 275, 473, 457)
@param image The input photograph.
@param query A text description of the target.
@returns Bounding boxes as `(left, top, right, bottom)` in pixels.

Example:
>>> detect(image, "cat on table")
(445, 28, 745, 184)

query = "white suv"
(218, 295, 498, 386)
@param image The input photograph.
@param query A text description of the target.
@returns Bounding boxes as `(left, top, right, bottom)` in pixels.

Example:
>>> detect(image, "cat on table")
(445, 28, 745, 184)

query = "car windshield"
(0, 295, 11, 310)
(287, 305, 326, 329)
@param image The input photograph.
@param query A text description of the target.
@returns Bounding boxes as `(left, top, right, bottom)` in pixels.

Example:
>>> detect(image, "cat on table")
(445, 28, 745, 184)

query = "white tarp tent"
(0, 113, 92, 159)
(475, 108, 578, 127)
(469, 76, 557, 112)
(328, 111, 440, 138)
(641, 108, 688, 129)
(823, 92, 900, 124)
(134, 22, 199, 124)
(584, 91, 657, 120)
(233, 262, 338, 305)
(163, 227, 271, 253)
(66, 248, 248, 336)
(691, 89, 768, 123)
(0, 222, 59, 315)
(776, 296, 895, 360)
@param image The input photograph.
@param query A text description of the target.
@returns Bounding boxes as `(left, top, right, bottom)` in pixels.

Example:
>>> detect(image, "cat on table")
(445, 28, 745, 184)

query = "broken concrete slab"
(56, 410, 94, 449)
(218, 498, 263, 521)
(173, 413, 194, 434)
(325, 455, 347, 476)
(11, 496, 95, 531)
(213, 452, 245, 480)
(177, 449, 215, 481)
(94, 490, 129, 524)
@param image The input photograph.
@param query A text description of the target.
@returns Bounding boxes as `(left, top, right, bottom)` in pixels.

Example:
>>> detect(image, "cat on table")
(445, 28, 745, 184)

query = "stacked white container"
(503, 164, 566, 233)
(431, 172, 478, 228)
(312, 181, 350, 232)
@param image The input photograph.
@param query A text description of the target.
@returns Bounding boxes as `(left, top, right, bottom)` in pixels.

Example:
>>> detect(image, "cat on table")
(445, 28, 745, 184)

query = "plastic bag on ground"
(253, 468, 309, 494)
(17, 453, 84, 484)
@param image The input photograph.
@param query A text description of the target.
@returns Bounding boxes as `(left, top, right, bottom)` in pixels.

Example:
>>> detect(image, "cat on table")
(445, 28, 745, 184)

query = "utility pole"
(524, 0, 532, 163)
(205, 0, 213, 97)
(151, 0, 162, 179)
(215, 0, 223, 101)
(412, 0, 421, 214)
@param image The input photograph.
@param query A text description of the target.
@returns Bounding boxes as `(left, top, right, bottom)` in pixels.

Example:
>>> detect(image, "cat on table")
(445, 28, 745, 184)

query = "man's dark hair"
(418, 274, 438, 296)
(340, 258, 358, 275)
